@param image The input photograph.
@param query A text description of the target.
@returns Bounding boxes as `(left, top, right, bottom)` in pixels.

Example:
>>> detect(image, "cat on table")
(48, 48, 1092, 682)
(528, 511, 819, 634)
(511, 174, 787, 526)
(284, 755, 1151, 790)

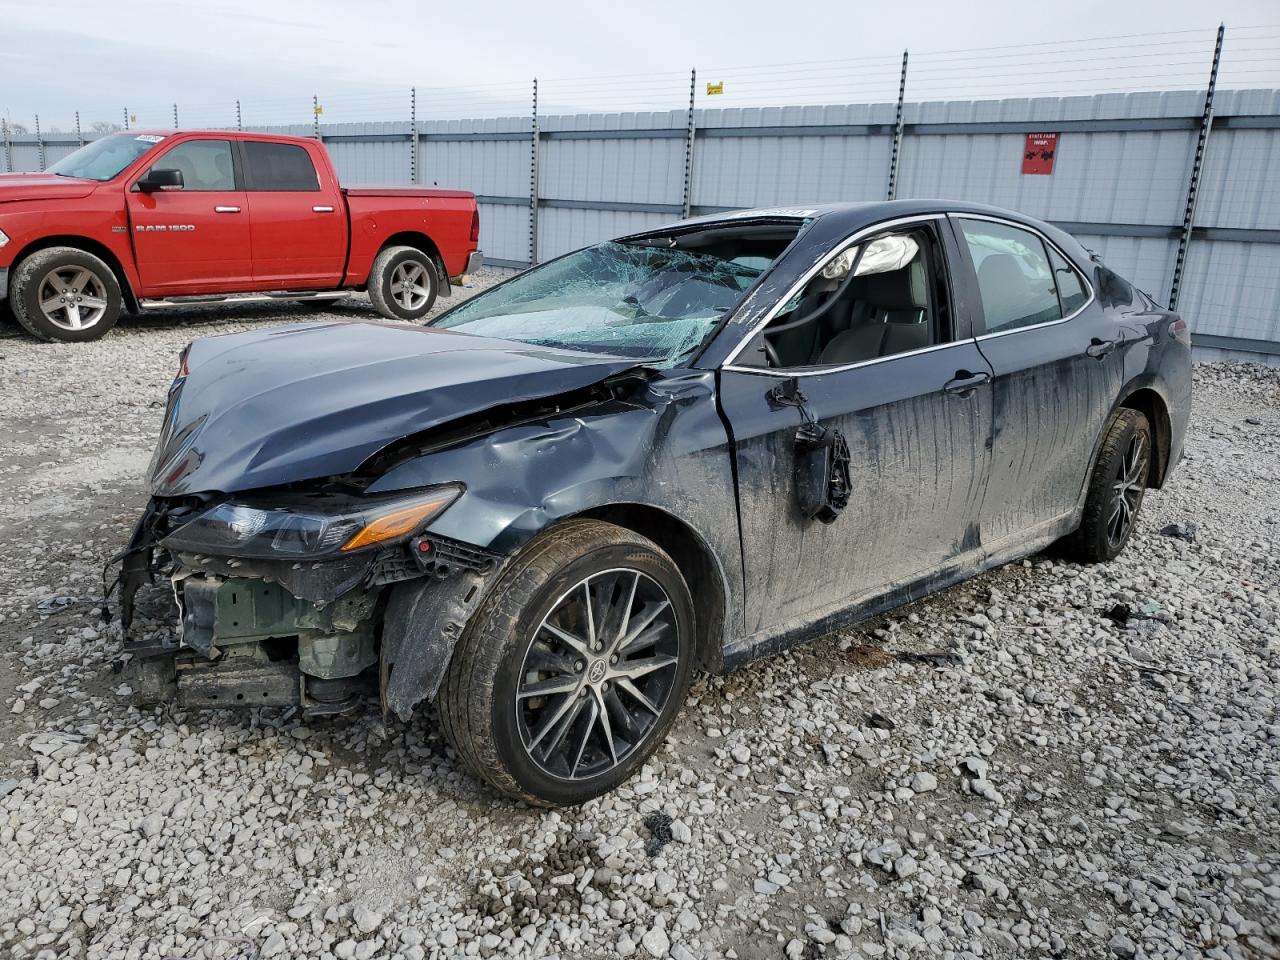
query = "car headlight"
(161, 484, 463, 559)
(0, 228, 10, 248)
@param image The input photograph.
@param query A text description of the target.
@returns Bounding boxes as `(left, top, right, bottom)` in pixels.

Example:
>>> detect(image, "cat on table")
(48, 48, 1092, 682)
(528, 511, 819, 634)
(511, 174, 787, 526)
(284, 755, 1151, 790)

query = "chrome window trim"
(720, 213, 947, 373)
(949, 212, 1096, 340)
(722, 337, 970, 379)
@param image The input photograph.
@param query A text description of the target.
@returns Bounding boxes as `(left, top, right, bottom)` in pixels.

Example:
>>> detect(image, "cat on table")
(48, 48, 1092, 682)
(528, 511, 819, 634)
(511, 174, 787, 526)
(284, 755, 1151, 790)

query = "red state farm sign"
(1022, 132, 1059, 175)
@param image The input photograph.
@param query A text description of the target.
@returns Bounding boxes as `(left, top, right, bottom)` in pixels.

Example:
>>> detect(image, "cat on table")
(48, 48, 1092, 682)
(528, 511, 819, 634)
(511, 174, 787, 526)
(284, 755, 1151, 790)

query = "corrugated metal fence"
(4, 89, 1278, 360)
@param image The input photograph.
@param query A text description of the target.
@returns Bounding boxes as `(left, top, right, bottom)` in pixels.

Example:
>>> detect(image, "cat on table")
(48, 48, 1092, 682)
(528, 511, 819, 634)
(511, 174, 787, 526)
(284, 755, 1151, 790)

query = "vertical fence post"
(2, 119, 11, 173)
(123, 107, 130, 131)
(410, 87, 419, 185)
(35, 114, 46, 171)
(236, 100, 243, 131)
(887, 50, 909, 200)
(681, 69, 697, 219)
(1169, 23, 1224, 311)
(529, 78, 540, 267)
(313, 95, 322, 141)
(75, 111, 83, 146)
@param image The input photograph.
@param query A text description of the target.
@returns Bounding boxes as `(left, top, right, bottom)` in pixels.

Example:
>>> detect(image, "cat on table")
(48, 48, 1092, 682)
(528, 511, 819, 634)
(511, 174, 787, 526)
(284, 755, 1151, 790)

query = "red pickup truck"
(0, 130, 481, 342)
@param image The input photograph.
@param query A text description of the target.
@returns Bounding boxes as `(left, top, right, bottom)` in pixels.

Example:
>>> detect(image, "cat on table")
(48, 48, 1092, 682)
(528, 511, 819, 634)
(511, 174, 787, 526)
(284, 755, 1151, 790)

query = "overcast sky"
(2, 0, 1278, 129)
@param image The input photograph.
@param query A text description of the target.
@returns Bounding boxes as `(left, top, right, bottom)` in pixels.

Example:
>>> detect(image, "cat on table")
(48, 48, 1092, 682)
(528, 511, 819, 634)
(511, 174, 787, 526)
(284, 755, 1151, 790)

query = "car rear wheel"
(11, 247, 123, 342)
(367, 245, 438, 322)
(1066, 407, 1152, 563)
(438, 519, 695, 806)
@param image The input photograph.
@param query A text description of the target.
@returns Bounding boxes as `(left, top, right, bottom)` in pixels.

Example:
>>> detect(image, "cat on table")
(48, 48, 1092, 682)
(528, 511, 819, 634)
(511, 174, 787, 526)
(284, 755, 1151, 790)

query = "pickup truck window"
(46, 134, 163, 182)
(243, 142, 320, 192)
(151, 140, 236, 191)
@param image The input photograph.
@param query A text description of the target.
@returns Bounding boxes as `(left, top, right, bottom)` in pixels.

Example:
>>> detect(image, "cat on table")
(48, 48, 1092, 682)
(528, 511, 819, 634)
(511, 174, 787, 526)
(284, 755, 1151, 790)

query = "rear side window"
(959, 219, 1062, 334)
(152, 139, 236, 191)
(243, 142, 319, 191)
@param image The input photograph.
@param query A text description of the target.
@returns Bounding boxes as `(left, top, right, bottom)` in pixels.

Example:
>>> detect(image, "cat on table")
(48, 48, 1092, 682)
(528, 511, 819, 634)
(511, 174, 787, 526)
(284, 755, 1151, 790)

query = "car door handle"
(943, 370, 991, 397)
(214, 205, 241, 213)
(313, 205, 335, 213)
(1086, 337, 1118, 360)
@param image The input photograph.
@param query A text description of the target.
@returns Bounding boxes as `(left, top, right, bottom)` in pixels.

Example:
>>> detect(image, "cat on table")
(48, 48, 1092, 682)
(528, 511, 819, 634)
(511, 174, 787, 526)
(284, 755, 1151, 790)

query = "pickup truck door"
(240, 140, 347, 287)
(126, 138, 254, 293)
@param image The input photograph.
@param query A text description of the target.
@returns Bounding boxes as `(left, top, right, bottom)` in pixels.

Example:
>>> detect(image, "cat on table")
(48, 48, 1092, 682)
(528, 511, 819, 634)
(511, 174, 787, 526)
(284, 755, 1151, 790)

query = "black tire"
(439, 519, 696, 806)
(366, 245, 438, 321)
(10, 247, 123, 342)
(1066, 408, 1152, 563)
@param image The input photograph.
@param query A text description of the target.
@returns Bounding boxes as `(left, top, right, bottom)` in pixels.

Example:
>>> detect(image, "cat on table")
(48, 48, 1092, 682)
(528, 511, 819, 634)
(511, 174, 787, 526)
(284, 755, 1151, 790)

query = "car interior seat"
(816, 259, 931, 365)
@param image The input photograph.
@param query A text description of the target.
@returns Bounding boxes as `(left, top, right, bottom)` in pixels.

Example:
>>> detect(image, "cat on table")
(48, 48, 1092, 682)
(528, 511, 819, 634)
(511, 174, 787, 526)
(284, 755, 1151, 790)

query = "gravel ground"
(0, 282, 1277, 960)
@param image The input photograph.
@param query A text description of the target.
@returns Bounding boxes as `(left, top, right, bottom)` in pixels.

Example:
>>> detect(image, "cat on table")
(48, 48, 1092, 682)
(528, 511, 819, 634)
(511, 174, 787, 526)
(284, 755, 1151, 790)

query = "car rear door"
(240, 139, 347, 287)
(717, 216, 994, 641)
(126, 137, 253, 294)
(950, 215, 1128, 553)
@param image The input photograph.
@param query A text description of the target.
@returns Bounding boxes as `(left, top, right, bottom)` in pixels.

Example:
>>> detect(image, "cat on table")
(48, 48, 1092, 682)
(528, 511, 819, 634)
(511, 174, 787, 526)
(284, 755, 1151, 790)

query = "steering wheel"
(762, 337, 781, 368)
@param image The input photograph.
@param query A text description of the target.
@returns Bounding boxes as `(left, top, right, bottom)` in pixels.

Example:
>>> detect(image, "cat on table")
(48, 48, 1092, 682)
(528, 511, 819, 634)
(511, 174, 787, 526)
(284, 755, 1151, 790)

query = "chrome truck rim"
(389, 260, 432, 311)
(38, 267, 109, 331)
(515, 569, 680, 781)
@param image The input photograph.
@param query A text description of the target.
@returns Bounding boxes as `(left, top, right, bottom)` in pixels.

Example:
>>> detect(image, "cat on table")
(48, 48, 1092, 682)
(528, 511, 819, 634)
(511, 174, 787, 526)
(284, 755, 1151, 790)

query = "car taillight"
(469, 210, 480, 244)
(1169, 318, 1190, 346)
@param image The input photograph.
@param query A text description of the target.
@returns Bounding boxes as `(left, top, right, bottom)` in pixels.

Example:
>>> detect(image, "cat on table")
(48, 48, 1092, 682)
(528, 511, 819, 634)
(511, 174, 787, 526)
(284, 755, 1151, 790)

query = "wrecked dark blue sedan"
(119, 200, 1192, 805)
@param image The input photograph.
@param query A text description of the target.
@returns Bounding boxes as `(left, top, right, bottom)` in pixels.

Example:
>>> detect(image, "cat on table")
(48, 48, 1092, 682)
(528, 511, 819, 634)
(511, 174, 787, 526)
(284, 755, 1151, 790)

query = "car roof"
(667, 199, 1048, 231)
(646, 199, 1091, 269)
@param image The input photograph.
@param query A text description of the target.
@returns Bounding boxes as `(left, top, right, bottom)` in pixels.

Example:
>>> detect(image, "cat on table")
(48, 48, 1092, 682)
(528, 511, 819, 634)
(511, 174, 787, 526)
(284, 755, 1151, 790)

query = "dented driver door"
(718, 347, 994, 645)
(715, 217, 994, 648)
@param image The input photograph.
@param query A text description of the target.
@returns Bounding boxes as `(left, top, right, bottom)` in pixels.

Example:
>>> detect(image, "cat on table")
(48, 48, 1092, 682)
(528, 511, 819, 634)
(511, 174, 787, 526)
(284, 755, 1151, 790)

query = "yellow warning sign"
(314, 104, 324, 116)
(706, 82, 724, 96)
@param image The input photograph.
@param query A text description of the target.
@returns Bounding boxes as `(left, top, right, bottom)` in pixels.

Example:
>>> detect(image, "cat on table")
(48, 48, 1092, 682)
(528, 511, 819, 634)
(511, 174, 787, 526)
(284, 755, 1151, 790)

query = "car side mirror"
(137, 168, 184, 192)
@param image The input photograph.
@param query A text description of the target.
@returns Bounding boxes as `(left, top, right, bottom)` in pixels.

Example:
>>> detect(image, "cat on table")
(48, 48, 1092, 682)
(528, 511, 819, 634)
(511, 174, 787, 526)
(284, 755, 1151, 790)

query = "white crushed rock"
(0, 294, 1277, 960)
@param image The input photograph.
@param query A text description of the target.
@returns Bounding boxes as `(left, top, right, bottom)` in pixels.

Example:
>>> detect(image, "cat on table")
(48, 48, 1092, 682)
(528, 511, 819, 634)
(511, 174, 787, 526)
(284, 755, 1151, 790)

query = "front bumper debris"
(113, 504, 502, 718)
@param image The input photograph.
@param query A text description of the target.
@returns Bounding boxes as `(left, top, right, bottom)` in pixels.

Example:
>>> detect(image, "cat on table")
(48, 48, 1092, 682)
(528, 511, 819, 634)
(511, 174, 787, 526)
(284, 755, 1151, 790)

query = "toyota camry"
(116, 199, 1192, 806)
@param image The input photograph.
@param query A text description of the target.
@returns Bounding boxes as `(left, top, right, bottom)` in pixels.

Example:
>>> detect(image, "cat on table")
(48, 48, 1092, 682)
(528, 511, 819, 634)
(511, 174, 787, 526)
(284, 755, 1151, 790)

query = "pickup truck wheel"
(367, 245, 438, 322)
(11, 247, 122, 342)
(439, 519, 696, 806)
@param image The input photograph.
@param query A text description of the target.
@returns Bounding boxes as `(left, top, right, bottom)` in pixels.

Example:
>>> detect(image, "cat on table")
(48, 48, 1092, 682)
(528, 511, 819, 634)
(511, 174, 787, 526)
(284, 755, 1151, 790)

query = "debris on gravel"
(1, 291, 1277, 960)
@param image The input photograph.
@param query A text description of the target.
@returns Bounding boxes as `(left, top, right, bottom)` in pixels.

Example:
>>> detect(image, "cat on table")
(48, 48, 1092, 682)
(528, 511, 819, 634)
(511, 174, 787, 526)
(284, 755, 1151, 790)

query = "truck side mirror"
(137, 168, 184, 192)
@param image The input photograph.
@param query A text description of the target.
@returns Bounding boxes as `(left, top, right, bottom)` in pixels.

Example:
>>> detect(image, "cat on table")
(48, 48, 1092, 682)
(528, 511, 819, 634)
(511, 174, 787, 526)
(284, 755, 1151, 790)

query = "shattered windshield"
(433, 234, 794, 365)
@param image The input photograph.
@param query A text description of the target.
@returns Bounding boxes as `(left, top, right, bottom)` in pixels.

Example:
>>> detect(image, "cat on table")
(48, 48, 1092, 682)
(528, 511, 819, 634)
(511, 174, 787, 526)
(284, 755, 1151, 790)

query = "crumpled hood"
(0, 172, 97, 203)
(148, 320, 642, 496)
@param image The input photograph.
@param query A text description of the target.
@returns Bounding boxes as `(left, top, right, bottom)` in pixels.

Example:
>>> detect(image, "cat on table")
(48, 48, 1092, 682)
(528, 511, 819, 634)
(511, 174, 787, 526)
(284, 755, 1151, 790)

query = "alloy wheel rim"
(389, 260, 432, 312)
(1107, 432, 1148, 547)
(37, 267, 109, 331)
(515, 568, 680, 781)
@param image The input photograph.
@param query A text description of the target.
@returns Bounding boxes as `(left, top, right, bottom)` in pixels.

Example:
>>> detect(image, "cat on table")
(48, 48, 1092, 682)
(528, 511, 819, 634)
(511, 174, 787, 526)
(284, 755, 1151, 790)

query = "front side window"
(46, 134, 163, 182)
(150, 140, 236, 191)
(743, 225, 948, 368)
(243, 142, 320, 191)
(960, 219, 1066, 334)
(432, 226, 799, 366)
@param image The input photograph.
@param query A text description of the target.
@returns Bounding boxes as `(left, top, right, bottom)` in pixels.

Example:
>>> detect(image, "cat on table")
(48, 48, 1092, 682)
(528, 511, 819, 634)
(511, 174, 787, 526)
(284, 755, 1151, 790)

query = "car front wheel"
(11, 247, 123, 342)
(439, 519, 695, 805)
(367, 245, 438, 322)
